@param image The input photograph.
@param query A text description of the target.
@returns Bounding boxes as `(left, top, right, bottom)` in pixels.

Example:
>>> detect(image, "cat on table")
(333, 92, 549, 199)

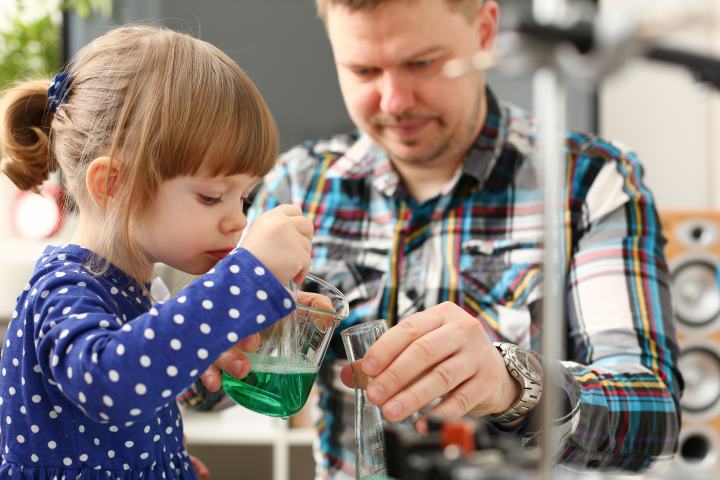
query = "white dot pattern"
(4, 245, 294, 474)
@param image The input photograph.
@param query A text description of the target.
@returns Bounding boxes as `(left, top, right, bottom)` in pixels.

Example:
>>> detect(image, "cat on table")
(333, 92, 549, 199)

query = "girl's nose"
(220, 206, 248, 234)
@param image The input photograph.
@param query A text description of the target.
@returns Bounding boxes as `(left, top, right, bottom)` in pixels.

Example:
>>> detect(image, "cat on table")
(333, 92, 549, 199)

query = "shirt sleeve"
(522, 142, 682, 473)
(31, 248, 294, 425)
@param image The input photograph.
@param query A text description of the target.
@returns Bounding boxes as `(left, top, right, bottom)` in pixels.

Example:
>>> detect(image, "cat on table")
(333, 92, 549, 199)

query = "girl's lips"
(207, 249, 233, 260)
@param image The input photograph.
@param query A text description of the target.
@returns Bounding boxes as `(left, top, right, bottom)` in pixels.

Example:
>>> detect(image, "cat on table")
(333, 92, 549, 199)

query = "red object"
(440, 419, 476, 456)
(10, 182, 65, 240)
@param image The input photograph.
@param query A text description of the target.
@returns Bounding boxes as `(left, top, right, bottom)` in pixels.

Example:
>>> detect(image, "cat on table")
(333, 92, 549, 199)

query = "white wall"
(600, 0, 720, 211)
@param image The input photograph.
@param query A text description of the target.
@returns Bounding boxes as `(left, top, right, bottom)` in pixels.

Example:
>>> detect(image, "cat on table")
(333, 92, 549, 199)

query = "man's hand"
(200, 333, 261, 391)
(340, 302, 521, 432)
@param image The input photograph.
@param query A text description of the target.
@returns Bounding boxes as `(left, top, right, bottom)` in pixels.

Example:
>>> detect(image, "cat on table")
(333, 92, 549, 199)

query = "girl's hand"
(200, 333, 261, 391)
(241, 204, 313, 285)
(184, 436, 210, 478)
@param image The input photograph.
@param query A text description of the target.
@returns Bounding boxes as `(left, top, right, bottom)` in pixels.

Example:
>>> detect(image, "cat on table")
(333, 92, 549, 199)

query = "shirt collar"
(461, 87, 503, 187)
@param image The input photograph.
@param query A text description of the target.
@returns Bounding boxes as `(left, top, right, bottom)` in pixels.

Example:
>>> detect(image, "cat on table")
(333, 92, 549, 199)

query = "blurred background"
(1, 0, 720, 478)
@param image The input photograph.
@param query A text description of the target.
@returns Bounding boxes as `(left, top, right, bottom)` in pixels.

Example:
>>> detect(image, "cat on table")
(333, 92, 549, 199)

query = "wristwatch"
(484, 342, 543, 423)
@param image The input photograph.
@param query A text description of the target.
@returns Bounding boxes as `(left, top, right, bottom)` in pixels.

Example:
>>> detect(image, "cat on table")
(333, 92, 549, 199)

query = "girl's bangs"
(155, 38, 278, 181)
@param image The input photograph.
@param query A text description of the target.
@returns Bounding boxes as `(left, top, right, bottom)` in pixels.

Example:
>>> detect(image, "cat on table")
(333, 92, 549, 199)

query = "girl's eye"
(241, 196, 252, 207)
(199, 195, 222, 205)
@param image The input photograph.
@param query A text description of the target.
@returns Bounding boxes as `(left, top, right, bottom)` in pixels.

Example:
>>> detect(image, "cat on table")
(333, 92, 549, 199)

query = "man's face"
(326, 0, 498, 168)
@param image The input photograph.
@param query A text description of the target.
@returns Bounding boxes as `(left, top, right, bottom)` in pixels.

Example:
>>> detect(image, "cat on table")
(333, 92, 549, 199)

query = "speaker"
(660, 211, 720, 473)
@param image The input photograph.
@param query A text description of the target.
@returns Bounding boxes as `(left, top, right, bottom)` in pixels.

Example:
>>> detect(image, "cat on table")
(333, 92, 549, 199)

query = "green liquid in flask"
(223, 363, 318, 417)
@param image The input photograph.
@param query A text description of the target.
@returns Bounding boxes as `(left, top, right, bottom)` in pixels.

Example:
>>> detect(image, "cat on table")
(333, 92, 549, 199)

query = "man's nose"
(379, 72, 415, 117)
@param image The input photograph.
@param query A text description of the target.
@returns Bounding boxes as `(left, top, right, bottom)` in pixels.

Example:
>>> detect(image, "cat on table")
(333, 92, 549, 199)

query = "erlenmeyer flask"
(341, 320, 423, 480)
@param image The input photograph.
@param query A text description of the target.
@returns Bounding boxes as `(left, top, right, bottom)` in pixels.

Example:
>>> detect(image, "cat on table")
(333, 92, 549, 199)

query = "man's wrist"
(495, 368, 523, 415)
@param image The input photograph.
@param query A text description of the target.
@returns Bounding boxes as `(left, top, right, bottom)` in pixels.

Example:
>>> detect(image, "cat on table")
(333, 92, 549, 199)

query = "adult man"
(188, 0, 682, 476)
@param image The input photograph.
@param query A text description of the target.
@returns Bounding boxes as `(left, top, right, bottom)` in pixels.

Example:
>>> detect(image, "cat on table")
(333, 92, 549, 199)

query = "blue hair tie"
(48, 72, 72, 114)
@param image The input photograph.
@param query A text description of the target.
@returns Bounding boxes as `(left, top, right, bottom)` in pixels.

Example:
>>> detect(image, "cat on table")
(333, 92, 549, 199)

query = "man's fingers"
(341, 361, 372, 389)
(340, 363, 356, 389)
(362, 308, 452, 377)
(378, 355, 476, 422)
(365, 322, 461, 403)
(420, 376, 487, 422)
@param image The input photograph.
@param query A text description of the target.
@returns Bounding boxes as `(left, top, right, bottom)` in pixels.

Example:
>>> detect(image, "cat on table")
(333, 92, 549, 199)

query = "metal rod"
(533, 65, 567, 480)
(533, 0, 568, 478)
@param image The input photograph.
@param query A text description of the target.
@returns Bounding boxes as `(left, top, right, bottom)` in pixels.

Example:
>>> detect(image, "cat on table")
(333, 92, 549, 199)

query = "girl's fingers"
(190, 454, 211, 478)
(238, 333, 260, 352)
(200, 365, 223, 392)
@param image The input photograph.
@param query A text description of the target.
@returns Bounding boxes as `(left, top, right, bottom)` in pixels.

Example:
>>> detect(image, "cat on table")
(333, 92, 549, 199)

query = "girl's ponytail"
(0, 80, 57, 193)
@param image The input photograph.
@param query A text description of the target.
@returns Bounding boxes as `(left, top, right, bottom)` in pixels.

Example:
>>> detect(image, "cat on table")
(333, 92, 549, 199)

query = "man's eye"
(199, 195, 222, 205)
(411, 60, 433, 69)
(356, 67, 378, 76)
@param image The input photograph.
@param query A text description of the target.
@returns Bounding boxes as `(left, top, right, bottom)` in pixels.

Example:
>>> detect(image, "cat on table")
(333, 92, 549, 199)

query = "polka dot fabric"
(0, 244, 293, 479)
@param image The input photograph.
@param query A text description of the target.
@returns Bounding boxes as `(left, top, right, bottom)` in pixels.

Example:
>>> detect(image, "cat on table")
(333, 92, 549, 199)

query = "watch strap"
(484, 342, 543, 424)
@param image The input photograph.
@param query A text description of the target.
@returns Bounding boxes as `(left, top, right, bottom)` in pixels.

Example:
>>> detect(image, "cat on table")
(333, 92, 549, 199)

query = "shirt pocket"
(459, 237, 543, 307)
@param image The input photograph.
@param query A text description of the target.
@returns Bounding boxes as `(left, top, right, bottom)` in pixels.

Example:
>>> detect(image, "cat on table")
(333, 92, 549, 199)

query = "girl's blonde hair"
(0, 25, 278, 291)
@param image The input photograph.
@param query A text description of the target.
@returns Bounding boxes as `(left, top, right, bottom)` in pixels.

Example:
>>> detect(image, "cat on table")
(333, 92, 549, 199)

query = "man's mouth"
(383, 120, 431, 138)
(207, 248, 233, 260)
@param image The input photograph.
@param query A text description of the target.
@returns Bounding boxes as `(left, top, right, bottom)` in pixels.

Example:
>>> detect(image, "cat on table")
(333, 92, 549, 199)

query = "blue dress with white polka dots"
(0, 244, 293, 480)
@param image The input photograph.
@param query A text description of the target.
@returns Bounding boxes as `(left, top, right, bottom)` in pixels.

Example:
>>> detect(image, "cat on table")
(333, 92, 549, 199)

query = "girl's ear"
(86, 156, 122, 208)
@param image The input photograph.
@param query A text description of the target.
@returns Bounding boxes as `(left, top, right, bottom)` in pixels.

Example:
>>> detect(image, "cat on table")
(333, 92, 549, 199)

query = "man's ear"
(477, 1, 500, 54)
(86, 156, 122, 208)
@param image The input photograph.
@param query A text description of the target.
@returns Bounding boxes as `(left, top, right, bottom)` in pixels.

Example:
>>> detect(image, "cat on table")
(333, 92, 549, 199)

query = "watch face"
(512, 348, 542, 382)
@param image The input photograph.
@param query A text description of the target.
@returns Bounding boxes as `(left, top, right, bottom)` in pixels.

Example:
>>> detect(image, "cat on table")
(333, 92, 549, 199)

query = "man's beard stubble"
(371, 83, 486, 167)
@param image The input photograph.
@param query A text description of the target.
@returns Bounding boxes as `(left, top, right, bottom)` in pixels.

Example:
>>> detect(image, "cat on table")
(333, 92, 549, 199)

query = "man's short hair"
(315, 0, 483, 24)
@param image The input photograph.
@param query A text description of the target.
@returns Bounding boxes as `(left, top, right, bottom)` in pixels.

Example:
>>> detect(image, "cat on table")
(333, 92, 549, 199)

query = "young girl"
(0, 25, 313, 479)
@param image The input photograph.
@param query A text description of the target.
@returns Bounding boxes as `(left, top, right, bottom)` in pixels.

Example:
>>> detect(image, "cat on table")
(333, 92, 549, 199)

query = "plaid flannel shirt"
(180, 89, 682, 477)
